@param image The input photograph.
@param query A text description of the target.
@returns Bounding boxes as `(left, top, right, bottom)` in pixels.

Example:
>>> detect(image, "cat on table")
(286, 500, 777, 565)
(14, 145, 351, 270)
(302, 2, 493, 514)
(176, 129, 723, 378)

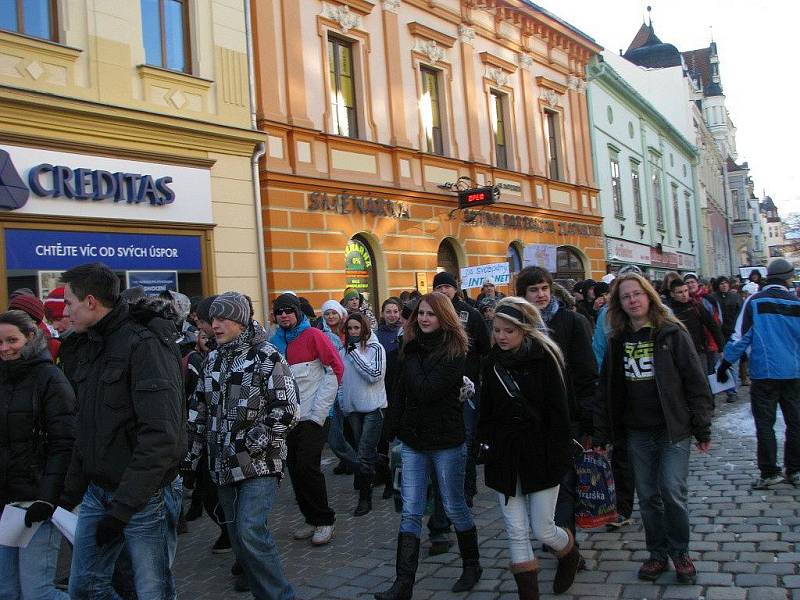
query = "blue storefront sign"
(5, 229, 202, 271)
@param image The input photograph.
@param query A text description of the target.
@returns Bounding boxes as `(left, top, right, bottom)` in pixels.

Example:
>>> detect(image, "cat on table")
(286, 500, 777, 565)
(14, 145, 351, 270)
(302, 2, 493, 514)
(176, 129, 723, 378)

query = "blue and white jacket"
(338, 331, 387, 415)
(723, 284, 800, 380)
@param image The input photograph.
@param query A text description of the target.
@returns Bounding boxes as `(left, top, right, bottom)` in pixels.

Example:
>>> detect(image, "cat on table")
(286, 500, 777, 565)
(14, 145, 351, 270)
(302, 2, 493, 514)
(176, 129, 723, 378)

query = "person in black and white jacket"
(338, 312, 387, 517)
(188, 292, 299, 600)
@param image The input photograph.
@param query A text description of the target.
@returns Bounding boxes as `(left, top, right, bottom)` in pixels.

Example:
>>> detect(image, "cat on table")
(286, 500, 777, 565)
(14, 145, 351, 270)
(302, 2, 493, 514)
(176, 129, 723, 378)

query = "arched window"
(507, 242, 522, 275)
(345, 235, 379, 308)
(556, 246, 585, 280)
(437, 238, 460, 278)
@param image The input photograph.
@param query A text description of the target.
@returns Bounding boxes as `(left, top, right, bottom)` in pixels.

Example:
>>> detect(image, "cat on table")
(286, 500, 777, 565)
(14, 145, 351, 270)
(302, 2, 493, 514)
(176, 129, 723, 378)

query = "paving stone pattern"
(175, 389, 799, 599)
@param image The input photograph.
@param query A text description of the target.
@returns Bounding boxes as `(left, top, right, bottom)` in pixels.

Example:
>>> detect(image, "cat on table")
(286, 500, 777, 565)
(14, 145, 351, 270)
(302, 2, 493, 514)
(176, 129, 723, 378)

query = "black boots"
(374, 533, 420, 600)
(452, 527, 482, 592)
(512, 561, 540, 600)
(354, 474, 373, 517)
(552, 529, 581, 594)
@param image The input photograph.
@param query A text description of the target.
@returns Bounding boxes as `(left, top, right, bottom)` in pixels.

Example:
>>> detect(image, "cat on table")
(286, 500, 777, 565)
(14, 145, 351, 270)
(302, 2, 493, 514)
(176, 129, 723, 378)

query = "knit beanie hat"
(195, 295, 219, 324)
(321, 299, 347, 320)
(767, 258, 794, 281)
(272, 292, 301, 316)
(593, 281, 610, 297)
(44, 287, 66, 320)
(342, 288, 360, 303)
(9, 293, 45, 323)
(209, 292, 251, 326)
(432, 271, 458, 289)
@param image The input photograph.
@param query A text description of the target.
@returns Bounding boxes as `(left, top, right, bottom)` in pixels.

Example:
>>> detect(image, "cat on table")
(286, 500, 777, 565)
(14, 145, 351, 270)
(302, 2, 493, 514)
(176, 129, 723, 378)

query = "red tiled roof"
(683, 47, 711, 88)
(626, 23, 660, 54)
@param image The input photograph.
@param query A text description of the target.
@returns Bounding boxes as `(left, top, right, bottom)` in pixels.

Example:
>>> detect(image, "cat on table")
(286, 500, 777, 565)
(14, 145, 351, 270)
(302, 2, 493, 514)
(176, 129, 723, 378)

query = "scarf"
(270, 314, 311, 355)
(540, 296, 560, 324)
(492, 337, 542, 369)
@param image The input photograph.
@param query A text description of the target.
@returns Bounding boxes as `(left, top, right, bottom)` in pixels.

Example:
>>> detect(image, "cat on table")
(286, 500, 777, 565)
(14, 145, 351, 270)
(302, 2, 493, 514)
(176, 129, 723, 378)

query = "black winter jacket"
(545, 306, 597, 436)
(711, 291, 742, 340)
(667, 299, 724, 354)
(595, 322, 713, 446)
(478, 341, 573, 499)
(63, 300, 186, 522)
(389, 333, 466, 451)
(452, 297, 490, 385)
(0, 332, 76, 508)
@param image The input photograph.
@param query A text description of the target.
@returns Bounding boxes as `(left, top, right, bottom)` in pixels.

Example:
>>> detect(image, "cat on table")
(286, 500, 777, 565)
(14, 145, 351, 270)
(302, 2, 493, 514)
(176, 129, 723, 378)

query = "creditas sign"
(0, 144, 213, 224)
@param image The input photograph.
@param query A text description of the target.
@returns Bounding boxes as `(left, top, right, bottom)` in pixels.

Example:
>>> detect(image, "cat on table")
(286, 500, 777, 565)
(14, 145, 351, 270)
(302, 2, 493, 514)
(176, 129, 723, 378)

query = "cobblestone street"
(175, 389, 800, 599)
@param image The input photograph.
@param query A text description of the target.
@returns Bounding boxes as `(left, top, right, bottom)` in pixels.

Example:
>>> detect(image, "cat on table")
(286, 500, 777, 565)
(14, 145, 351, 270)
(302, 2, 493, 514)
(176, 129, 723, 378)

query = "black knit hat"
(273, 293, 301, 315)
(432, 271, 458, 290)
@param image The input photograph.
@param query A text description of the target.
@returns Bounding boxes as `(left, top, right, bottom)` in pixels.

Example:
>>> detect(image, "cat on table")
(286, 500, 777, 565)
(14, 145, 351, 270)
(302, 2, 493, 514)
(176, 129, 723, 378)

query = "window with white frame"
(328, 35, 358, 138)
(650, 153, 665, 231)
(672, 184, 681, 237)
(491, 90, 508, 170)
(544, 110, 563, 181)
(631, 160, 644, 225)
(610, 150, 623, 218)
(420, 65, 444, 155)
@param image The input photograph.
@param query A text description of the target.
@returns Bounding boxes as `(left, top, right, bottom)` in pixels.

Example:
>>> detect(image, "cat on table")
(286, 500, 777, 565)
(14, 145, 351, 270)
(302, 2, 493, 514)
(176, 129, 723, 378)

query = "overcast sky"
(536, 0, 800, 216)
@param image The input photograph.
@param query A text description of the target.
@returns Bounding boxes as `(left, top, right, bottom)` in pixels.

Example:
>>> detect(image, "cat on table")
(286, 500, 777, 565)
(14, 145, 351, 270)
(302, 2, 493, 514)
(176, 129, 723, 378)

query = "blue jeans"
(627, 429, 691, 559)
(328, 402, 353, 462)
(400, 443, 474, 538)
(346, 409, 384, 477)
(217, 476, 295, 600)
(0, 520, 68, 600)
(69, 482, 179, 600)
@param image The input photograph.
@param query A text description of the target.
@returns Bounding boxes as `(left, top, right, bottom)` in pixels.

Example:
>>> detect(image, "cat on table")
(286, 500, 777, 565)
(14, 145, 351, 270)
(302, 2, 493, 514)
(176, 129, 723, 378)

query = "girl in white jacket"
(340, 312, 387, 516)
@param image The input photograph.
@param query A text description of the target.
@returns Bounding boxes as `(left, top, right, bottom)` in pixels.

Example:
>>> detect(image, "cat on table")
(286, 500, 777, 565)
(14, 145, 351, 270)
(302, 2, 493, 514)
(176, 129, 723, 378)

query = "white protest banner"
(460, 262, 510, 289)
(523, 244, 557, 272)
(739, 266, 766, 280)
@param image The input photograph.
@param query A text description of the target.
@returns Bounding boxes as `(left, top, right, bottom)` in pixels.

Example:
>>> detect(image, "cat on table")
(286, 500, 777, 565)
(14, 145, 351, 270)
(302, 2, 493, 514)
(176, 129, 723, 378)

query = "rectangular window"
(672, 184, 681, 237)
(650, 160, 665, 231)
(685, 193, 693, 242)
(490, 91, 508, 170)
(544, 110, 561, 181)
(610, 152, 622, 218)
(141, 0, 189, 72)
(1, 0, 56, 40)
(631, 162, 644, 225)
(329, 36, 358, 138)
(420, 66, 443, 155)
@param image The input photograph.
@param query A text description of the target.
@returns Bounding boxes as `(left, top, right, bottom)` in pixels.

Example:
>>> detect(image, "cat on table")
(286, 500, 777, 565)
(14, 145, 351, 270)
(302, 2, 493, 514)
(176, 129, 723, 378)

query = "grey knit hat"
(767, 258, 794, 281)
(209, 292, 251, 325)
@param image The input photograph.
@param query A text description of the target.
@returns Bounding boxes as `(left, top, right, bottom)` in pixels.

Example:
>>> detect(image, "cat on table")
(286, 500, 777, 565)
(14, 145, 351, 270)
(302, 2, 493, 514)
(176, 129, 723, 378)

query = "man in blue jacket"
(718, 258, 800, 489)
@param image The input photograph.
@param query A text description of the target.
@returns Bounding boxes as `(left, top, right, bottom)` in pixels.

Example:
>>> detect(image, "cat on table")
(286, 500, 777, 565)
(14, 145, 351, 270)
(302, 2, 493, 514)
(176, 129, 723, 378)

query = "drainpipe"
(244, 0, 270, 320)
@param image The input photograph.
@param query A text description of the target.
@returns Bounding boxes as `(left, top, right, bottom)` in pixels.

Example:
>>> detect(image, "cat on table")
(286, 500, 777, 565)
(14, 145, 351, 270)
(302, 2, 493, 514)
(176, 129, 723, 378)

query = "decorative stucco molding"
(321, 3, 361, 32)
(458, 25, 476, 45)
(382, 0, 400, 13)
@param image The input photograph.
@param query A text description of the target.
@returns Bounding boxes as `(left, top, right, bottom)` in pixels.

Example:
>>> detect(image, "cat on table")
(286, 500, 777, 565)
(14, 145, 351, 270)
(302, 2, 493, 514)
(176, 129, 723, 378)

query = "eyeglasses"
(620, 291, 647, 302)
(275, 308, 295, 315)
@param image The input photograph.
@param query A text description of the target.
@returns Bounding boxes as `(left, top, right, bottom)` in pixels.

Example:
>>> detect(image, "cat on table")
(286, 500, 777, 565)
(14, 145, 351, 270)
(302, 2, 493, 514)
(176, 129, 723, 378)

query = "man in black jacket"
(711, 277, 743, 402)
(667, 280, 724, 365)
(516, 267, 599, 538)
(426, 272, 489, 552)
(60, 263, 185, 600)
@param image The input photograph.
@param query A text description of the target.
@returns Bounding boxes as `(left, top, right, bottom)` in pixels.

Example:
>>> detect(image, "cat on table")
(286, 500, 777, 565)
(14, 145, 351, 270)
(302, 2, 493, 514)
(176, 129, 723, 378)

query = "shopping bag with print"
(574, 449, 618, 529)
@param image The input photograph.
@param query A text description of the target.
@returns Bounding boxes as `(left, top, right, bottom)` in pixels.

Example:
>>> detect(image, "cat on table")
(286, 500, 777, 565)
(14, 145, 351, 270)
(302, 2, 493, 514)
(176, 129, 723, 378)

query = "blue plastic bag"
(575, 449, 618, 529)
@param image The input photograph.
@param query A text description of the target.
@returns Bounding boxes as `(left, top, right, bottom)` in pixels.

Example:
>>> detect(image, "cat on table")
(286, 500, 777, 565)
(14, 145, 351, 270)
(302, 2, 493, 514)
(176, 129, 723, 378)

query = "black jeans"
(750, 379, 800, 478)
(611, 439, 635, 518)
(287, 420, 336, 526)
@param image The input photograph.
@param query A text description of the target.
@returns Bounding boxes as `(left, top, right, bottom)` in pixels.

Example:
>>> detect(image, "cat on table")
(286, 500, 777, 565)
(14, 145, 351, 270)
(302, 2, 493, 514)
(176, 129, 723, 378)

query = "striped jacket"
(338, 331, 387, 415)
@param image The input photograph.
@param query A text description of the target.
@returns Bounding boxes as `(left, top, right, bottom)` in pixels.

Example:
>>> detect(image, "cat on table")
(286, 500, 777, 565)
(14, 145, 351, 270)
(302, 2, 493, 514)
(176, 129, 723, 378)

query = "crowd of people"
(0, 257, 797, 600)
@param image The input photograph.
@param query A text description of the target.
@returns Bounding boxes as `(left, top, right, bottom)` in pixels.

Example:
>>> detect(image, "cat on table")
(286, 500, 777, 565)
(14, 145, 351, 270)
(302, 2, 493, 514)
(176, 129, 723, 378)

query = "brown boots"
(511, 560, 540, 600)
(552, 529, 581, 594)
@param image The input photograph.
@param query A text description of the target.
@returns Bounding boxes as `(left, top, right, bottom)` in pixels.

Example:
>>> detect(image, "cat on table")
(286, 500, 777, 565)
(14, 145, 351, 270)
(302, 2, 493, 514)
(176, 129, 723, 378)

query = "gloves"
(24, 500, 55, 527)
(95, 514, 126, 547)
(716, 359, 732, 383)
(346, 342, 356, 354)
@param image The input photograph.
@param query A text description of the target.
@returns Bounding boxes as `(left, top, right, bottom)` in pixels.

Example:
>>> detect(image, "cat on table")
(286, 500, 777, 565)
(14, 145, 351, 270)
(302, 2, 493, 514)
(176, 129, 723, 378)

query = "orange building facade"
(252, 0, 605, 310)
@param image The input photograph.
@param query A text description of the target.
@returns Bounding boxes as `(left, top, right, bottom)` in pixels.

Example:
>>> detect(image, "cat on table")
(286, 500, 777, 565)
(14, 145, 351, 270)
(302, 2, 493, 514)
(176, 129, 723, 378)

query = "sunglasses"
(275, 308, 295, 316)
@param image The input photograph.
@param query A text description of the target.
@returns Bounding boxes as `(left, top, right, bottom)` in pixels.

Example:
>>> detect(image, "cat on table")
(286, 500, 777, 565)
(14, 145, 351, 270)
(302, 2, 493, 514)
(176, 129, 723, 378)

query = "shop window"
(420, 66, 444, 155)
(544, 109, 563, 181)
(345, 236, 378, 309)
(329, 35, 358, 138)
(556, 247, 585, 280)
(1, 0, 57, 41)
(436, 239, 460, 280)
(490, 90, 508, 170)
(141, 0, 190, 73)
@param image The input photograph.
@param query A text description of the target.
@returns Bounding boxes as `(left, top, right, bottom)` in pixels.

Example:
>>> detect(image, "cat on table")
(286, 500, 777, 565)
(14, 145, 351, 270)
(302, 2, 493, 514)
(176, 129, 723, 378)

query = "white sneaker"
(293, 524, 315, 540)
(311, 524, 335, 546)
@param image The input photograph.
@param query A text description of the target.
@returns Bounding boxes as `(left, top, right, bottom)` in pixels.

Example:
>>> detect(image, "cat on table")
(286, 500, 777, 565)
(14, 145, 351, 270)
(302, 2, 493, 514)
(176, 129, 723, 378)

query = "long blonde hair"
(492, 297, 564, 372)
(607, 273, 684, 336)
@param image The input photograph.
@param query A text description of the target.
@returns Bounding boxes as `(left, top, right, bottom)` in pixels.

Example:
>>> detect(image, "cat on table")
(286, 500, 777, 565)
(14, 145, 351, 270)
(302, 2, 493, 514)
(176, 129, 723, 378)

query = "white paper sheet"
(708, 372, 736, 395)
(52, 507, 78, 545)
(0, 504, 41, 548)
